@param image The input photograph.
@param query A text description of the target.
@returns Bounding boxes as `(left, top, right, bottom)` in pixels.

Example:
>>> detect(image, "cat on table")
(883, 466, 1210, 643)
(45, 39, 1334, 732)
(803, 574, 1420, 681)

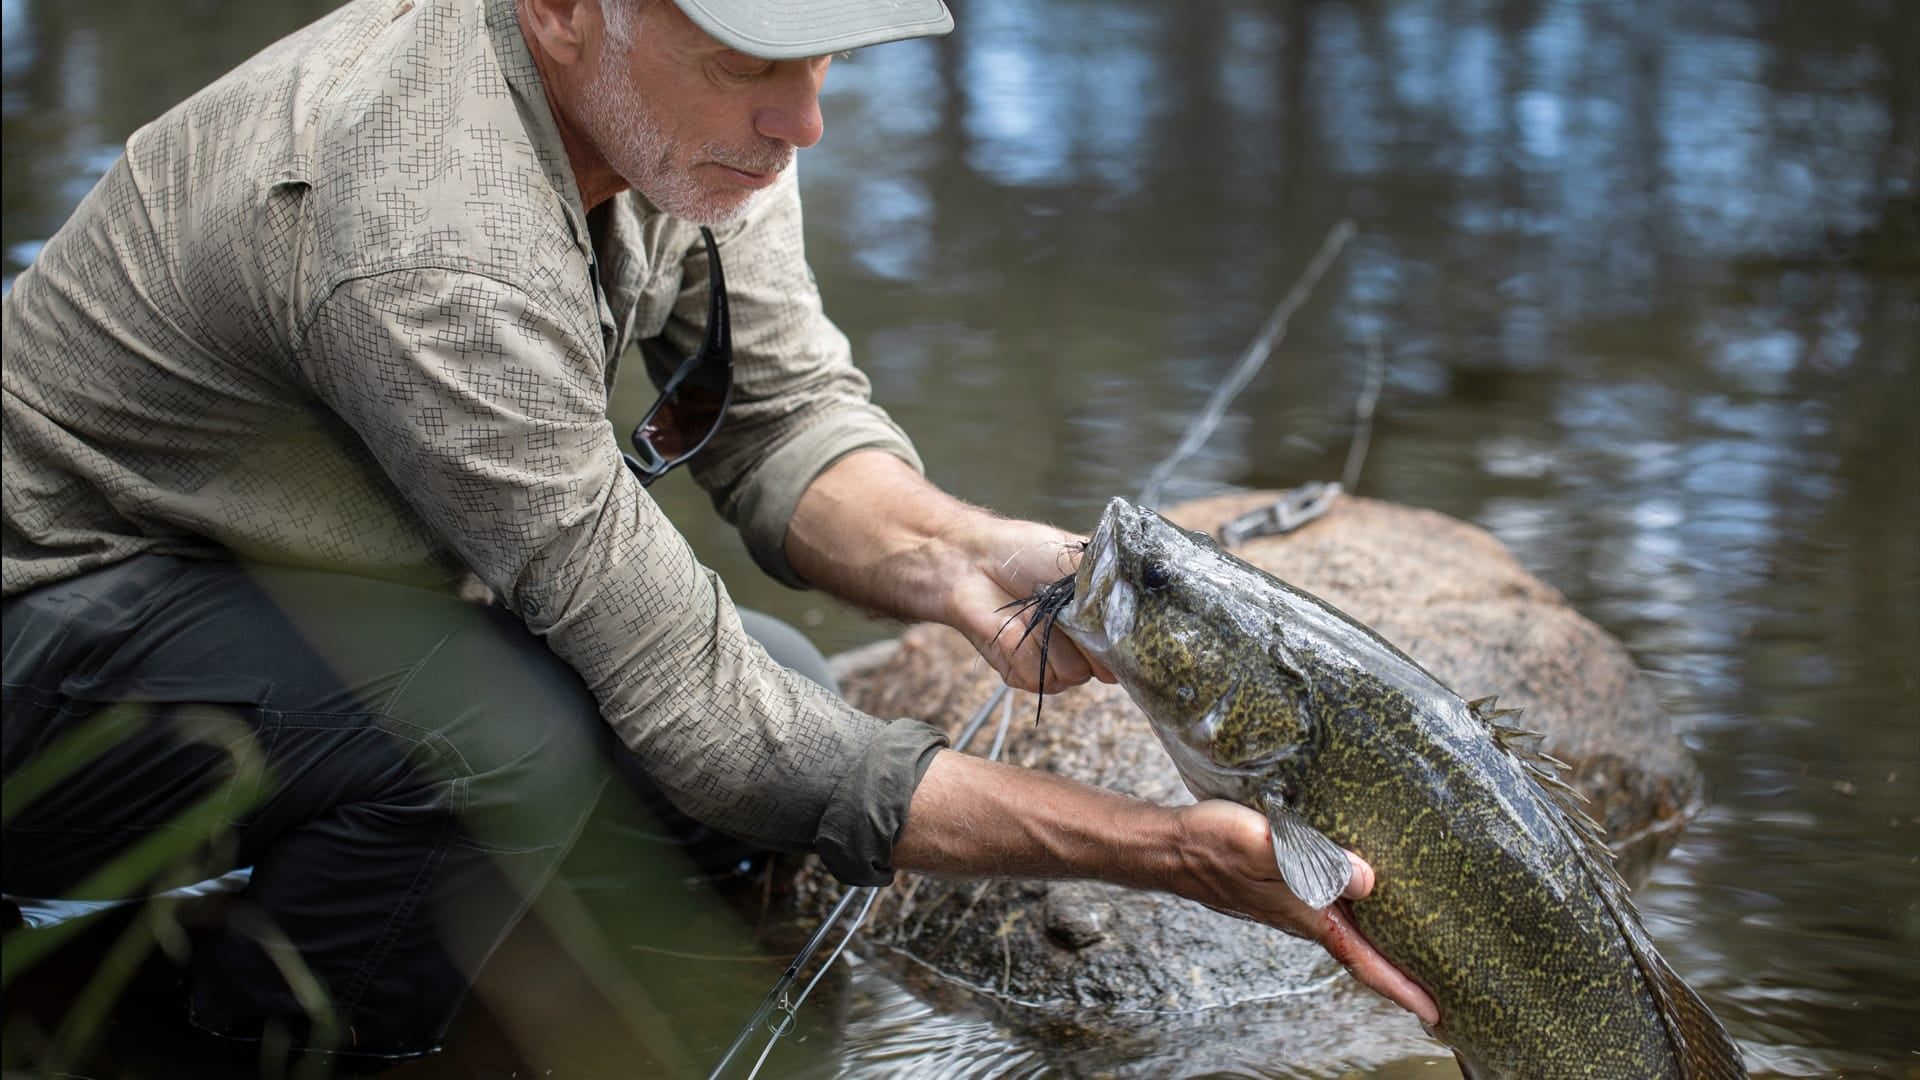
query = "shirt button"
(522, 599, 542, 619)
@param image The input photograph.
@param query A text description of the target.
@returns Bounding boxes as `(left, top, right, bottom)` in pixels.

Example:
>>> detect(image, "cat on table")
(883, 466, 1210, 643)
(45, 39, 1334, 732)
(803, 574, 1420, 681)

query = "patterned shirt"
(0, 0, 946, 884)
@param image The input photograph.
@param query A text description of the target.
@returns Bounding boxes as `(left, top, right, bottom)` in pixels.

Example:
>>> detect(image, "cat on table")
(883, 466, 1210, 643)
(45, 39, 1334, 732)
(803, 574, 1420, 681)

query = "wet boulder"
(788, 493, 1704, 1068)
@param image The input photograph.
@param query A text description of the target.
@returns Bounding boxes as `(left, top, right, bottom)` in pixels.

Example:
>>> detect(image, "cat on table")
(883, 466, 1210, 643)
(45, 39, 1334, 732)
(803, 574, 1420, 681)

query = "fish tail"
(1651, 949, 1749, 1079)
(1589, 841, 1748, 1077)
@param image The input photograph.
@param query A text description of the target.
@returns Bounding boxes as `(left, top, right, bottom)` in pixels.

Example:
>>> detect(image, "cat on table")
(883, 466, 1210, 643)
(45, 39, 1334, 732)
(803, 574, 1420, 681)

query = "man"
(0, 0, 1436, 1062)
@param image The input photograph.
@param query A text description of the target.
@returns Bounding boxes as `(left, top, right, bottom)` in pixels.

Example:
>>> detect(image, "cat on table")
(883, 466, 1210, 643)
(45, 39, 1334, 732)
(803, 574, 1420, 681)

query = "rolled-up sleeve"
(642, 167, 923, 588)
(299, 267, 944, 883)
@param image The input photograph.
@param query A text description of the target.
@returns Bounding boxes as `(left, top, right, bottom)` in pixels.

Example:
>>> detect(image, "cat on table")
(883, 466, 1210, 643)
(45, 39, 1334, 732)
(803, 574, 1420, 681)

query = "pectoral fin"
(1264, 800, 1351, 910)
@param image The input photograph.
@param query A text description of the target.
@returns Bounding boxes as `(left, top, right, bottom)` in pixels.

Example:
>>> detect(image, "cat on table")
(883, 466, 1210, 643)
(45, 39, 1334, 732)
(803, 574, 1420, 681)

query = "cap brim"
(672, 0, 954, 60)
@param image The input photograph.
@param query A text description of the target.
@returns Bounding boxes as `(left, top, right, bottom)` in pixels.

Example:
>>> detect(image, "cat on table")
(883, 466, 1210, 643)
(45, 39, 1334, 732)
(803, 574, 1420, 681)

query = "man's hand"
(1170, 799, 1439, 1024)
(786, 451, 1112, 694)
(894, 752, 1441, 1026)
(938, 514, 1115, 694)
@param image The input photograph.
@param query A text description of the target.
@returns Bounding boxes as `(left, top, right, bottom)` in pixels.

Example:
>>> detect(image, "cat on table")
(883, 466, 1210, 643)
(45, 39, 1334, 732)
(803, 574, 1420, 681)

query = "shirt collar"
(483, 0, 667, 239)
(484, 0, 593, 243)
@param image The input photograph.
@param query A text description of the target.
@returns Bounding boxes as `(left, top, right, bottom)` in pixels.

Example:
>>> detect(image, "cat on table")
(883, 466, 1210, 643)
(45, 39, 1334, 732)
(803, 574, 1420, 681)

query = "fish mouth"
(1059, 497, 1134, 655)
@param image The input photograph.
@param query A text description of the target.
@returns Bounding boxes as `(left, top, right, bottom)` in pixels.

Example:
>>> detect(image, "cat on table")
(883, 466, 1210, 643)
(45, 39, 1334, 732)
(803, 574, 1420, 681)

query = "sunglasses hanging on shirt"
(624, 226, 734, 486)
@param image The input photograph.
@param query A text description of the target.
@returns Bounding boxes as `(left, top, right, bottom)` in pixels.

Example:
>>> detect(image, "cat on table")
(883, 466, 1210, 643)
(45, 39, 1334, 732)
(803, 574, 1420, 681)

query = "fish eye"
(1142, 560, 1172, 590)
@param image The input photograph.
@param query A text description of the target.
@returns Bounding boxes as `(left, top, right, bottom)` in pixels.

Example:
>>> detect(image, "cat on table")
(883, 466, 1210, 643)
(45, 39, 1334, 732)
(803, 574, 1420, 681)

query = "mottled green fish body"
(1058, 497, 1746, 1080)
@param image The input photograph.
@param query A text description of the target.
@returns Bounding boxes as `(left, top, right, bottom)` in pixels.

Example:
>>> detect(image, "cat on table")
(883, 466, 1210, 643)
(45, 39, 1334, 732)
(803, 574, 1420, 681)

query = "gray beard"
(578, 56, 789, 226)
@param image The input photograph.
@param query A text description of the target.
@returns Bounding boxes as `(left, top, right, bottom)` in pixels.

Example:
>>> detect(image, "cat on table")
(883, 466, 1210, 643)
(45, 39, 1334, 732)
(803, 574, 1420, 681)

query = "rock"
(1042, 883, 1112, 949)
(791, 493, 1705, 1070)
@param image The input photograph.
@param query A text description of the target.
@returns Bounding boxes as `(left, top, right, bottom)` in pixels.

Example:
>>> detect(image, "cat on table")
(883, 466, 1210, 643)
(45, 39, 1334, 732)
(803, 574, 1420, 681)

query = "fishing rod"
(711, 218, 1358, 1080)
(706, 689, 1015, 1080)
(705, 885, 873, 1080)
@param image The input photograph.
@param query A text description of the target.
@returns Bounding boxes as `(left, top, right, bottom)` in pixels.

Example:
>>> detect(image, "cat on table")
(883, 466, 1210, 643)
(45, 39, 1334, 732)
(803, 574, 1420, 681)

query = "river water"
(3, 0, 1916, 1077)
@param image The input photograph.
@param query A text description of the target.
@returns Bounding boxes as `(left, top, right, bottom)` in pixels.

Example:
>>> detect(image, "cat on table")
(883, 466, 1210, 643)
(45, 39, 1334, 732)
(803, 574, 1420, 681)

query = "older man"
(0, 0, 1433, 1061)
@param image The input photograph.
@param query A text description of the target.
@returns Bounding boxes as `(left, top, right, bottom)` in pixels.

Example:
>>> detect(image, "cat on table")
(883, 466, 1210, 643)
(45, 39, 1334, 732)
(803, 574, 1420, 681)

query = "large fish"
(1050, 496, 1747, 1079)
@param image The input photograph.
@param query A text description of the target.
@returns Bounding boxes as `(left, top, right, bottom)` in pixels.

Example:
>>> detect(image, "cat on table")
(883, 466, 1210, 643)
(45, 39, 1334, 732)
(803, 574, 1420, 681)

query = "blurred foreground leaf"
(0, 707, 141, 824)
(2, 709, 282, 1073)
(0, 784, 238, 989)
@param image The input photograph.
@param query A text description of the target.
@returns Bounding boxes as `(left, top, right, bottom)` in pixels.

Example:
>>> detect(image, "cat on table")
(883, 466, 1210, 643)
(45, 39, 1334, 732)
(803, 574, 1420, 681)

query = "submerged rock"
(791, 493, 1704, 1073)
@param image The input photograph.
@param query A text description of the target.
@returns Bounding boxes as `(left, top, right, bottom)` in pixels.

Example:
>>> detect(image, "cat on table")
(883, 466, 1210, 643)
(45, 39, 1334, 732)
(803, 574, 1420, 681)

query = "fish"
(1041, 496, 1747, 1079)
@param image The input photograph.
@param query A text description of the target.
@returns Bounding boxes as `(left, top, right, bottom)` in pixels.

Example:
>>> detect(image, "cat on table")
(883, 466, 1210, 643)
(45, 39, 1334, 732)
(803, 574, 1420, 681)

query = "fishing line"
(1341, 317, 1388, 494)
(986, 691, 1015, 763)
(952, 685, 1012, 755)
(717, 219, 1359, 1080)
(1138, 219, 1357, 511)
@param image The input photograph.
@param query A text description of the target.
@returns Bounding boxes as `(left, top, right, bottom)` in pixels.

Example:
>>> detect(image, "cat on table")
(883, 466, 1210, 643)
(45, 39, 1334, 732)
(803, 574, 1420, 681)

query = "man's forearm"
(784, 449, 992, 623)
(892, 749, 1442, 1025)
(784, 449, 1098, 693)
(890, 748, 1183, 889)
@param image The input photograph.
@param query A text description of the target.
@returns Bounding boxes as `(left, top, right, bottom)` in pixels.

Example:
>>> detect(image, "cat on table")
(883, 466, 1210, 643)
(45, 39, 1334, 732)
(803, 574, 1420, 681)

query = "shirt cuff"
(813, 716, 949, 886)
(735, 411, 924, 589)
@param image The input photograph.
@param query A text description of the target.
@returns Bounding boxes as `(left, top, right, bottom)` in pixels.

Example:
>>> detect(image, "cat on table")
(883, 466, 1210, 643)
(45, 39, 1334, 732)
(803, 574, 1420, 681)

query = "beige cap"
(670, 0, 954, 60)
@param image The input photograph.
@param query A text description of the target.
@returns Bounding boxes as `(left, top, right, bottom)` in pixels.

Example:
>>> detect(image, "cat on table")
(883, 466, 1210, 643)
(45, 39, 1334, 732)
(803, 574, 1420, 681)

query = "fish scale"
(1053, 496, 1748, 1080)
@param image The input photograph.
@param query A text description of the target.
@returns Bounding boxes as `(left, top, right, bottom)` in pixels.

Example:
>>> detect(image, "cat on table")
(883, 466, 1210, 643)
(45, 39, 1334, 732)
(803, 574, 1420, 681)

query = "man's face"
(575, 0, 832, 225)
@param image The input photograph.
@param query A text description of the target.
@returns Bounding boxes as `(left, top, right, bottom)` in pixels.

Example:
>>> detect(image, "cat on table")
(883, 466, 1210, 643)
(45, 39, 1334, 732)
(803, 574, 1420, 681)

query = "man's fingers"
(1320, 904, 1440, 1025)
(982, 613, 1100, 695)
(1039, 636, 1095, 689)
(1342, 851, 1375, 900)
(968, 525, 1116, 694)
(982, 641, 1041, 694)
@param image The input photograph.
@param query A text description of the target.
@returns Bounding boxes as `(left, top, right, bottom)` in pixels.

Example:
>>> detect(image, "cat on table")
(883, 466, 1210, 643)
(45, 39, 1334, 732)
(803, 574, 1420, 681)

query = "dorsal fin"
(1468, 694, 1526, 724)
(1471, 697, 1585, 807)
(1473, 695, 1616, 874)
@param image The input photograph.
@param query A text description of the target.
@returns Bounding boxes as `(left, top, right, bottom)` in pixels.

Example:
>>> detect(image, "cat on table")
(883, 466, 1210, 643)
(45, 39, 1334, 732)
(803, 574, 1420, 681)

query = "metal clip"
(1218, 482, 1343, 547)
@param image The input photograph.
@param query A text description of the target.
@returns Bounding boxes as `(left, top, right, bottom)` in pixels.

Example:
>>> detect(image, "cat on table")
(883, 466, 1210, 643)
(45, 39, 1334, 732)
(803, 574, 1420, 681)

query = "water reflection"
(4, 0, 1917, 1074)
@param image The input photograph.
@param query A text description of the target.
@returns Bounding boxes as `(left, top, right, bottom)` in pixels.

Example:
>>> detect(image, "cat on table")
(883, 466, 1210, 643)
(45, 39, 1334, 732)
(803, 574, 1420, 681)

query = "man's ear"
(519, 0, 595, 66)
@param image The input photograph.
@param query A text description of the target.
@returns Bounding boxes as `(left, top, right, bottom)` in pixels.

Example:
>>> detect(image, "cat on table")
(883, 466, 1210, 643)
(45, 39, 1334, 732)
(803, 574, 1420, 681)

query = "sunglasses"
(623, 226, 734, 486)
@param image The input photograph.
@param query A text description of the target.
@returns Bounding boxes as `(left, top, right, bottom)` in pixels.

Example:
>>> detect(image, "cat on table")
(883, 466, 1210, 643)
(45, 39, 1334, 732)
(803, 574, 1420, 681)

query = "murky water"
(4, 0, 1916, 1076)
